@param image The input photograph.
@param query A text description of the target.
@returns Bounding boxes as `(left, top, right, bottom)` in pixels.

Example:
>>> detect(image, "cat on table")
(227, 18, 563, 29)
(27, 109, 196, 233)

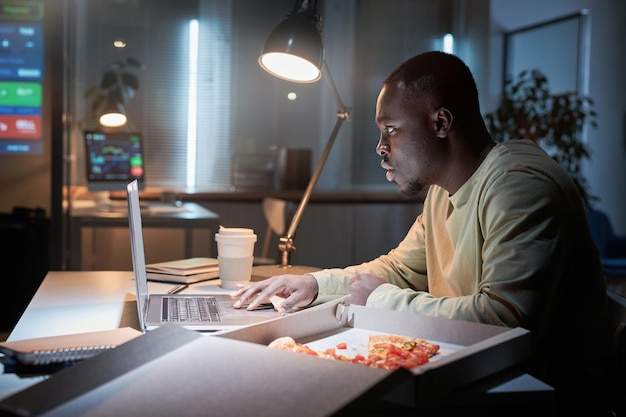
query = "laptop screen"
(127, 179, 149, 331)
(85, 131, 146, 192)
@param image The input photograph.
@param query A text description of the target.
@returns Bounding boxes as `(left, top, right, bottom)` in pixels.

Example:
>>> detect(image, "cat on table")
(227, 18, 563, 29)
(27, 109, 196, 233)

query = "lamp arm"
(321, 61, 349, 115)
(278, 62, 351, 268)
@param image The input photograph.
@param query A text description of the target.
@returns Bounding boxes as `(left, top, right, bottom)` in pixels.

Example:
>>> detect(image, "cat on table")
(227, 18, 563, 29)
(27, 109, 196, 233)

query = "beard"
(398, 176, 427, 198)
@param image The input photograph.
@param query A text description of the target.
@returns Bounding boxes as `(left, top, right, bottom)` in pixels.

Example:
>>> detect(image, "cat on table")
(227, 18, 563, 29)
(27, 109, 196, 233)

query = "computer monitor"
(84, 131, 146, 192)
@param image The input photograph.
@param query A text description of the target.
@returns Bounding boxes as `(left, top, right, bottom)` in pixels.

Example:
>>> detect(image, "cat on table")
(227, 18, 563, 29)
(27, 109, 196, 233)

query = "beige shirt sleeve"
(310, 214, 429, 304)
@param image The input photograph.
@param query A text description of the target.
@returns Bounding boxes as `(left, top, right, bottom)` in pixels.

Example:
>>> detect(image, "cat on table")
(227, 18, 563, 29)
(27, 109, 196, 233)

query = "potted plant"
(484, 69, 598, 207)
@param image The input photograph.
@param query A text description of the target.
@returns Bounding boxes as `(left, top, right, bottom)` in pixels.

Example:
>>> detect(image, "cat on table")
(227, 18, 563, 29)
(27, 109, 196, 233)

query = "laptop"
(126, 179, 281, 332)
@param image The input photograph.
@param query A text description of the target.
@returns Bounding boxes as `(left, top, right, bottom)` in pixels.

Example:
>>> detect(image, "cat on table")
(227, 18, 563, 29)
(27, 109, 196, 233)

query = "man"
(232, 51, 611, 415)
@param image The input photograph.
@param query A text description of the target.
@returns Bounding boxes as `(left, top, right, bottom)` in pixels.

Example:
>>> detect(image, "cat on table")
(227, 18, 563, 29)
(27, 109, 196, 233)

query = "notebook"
(146, 257, 220, 284)
(126, 179, 280, 332)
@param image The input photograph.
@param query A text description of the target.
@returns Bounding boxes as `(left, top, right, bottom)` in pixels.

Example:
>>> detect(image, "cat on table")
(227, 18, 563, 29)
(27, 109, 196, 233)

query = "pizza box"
(218, 296, 532, 406)
(0, 324, 413, 417)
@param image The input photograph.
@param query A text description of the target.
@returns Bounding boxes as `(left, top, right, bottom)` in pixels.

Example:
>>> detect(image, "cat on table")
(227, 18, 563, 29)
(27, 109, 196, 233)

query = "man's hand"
(349, 273, 386, 305)
(231, 274, 319, 314)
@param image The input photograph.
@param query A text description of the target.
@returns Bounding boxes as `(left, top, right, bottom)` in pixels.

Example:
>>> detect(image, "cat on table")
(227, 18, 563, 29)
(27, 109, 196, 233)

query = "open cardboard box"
(0, 299, 535, 416)
(0, 324, 412, 417)
(219, 296, 532, 406)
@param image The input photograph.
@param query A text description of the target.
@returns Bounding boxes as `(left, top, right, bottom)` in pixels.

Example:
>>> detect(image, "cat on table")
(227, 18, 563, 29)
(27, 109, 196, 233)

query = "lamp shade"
(259, 12, 324, 82)
(99, 89, 127, 128)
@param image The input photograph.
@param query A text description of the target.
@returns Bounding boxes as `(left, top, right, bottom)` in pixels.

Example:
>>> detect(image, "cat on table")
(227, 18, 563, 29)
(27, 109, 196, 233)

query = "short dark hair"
(384, 51, 482, 127)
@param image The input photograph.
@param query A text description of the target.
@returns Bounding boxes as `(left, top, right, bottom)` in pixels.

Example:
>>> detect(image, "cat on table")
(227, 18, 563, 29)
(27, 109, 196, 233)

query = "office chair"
(586, 209, 626, 277)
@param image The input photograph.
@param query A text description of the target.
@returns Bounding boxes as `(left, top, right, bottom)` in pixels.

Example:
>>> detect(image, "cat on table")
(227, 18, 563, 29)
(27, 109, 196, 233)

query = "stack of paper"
(146, 257, 220, 283)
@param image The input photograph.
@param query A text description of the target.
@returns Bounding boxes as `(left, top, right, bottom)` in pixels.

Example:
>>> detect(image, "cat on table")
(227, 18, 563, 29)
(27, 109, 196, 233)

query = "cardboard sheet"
(220, 297, 532, 404)
(0, 324, 413, 417)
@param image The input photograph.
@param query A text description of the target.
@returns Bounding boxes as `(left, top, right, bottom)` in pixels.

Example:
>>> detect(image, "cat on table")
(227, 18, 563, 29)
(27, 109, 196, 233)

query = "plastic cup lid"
(217, 226, 254, 236)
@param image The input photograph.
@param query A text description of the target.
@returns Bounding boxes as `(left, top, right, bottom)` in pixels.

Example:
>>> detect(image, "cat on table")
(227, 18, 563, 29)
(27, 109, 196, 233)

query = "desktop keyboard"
(162, 296, 221, 322)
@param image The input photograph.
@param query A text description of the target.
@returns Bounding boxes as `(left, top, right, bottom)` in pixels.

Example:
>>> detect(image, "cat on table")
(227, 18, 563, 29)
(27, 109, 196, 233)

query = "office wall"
(486, 0, 626, 233)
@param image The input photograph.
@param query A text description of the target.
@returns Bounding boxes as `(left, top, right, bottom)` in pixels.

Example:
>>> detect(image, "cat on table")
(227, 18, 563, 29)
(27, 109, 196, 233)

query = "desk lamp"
(259, 0, 351, 270)
(99, 89, 127, 128)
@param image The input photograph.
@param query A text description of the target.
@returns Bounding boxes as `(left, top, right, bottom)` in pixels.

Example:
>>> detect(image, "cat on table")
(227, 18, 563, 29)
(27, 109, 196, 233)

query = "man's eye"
(384, 126, 396, 134)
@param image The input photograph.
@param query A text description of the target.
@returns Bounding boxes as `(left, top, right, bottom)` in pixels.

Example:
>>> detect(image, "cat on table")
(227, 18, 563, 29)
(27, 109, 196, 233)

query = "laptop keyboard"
(161, 296, 221, 323)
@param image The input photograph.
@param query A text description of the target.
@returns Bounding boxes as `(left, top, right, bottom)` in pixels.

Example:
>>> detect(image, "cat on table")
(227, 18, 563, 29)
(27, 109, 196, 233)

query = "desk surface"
(0, 271, 246, 401)
(7, 271, 235, 342)
(67, 202, 221, 270)
(1, 271, 554, 415)
(69, 201, 219, 221)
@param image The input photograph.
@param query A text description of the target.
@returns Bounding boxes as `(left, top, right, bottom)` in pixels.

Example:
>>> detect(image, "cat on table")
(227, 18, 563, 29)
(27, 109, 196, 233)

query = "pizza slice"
(267, 333, 440, 371)
(368, 334, 440, 358)
(364, 334, 440, 370)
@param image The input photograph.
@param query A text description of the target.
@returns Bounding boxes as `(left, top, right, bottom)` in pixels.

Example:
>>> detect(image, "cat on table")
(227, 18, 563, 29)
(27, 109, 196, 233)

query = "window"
(67, 0, 452, 193)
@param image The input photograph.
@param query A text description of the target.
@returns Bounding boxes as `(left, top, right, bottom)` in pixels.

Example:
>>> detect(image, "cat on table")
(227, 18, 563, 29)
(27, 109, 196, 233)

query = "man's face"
(374, 84, 442, 197)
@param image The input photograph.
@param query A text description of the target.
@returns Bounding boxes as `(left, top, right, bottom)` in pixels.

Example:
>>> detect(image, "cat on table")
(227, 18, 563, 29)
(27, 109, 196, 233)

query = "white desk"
(68, 202, 220, 270)
(0, 271, 244, 402)
(5, 271, 237, 341)
(0, 271, 555, 416)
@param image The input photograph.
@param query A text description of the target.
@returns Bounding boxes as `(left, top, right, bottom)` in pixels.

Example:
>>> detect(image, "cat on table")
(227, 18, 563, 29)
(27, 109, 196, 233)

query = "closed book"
(146, 270, 220, 284)
(0, 327, 142, 365)
(145, 257, 219, 276)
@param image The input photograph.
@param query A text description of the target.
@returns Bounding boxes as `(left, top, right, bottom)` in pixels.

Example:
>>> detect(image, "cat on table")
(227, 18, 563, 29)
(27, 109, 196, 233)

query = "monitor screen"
(0, 1, 46, 155)
(84, 131, 146, 192)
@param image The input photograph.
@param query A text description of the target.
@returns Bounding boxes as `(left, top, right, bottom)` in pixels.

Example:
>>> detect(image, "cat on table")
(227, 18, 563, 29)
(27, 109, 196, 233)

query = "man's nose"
(376, 140, 389, 156)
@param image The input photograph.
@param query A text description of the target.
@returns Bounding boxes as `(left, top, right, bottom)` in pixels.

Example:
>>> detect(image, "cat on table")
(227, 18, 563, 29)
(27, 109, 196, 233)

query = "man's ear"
(435, 108, 453, 138)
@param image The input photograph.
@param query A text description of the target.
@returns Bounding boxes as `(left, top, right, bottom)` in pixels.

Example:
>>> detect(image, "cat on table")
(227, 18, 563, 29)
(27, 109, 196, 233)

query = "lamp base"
(251, 264, 321, 281)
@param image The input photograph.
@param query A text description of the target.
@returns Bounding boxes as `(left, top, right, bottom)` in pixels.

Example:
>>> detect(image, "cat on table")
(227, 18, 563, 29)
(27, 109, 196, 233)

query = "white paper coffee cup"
(217, 256, 254, 289)
(215, 227, 257, 289)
